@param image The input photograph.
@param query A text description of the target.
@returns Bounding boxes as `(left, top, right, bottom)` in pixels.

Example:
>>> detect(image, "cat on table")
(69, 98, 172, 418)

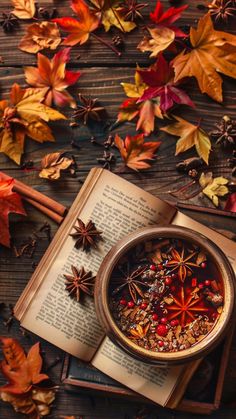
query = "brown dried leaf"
(39, 152, 73, 180)
(12, 0, 36, 19)
(163, 296, 174, 305)
(196, 251, 206, 266)
(137, 27, 175, 58)
(19, 22, 61, 54)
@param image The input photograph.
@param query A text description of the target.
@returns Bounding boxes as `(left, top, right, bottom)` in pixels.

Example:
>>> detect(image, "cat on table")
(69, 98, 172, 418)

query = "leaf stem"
(91, 33, 121, 57)
(107, 0, 126, 33)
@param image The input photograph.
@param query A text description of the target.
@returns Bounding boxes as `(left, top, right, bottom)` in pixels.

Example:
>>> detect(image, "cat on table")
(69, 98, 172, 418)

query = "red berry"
(170, 319, 179, 327)
(165, 276, 172, 285)
(170, 285, 176, 292)
(140, 302, 148, 310)
(158, 264, 163, 270)
(198, 282, 204, 289)
(160, 317, 168, 324)
(127, 301, 135, 308)
(150, 264, 156, 271)
(158, 340, 164, 347)
(171, 273, 177, 279)
(152, 313, 158, 321)
(156, 324, 168, 336)
(205, 280, 211, 286)
(120, 299, 127, 306)
(201, 262, 206, 269)
(191, 277, 197, 287)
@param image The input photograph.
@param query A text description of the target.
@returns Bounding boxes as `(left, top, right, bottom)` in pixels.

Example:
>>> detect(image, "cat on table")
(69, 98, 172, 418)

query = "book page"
(172, 212, 236, 272)
(92, 337, 184, 406)
(17, 168, 176, 361)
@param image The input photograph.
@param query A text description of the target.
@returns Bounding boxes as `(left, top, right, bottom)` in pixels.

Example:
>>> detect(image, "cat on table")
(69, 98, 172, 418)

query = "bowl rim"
(95, 225, 235, 364)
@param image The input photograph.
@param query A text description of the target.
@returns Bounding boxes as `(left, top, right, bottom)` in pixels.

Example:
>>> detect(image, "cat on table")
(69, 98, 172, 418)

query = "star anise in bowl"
(70, 218, 103, 251)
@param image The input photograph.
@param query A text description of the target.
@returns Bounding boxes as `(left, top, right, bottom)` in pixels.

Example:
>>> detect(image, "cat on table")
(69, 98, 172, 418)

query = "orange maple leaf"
(53, 0, 100, 46)
(24, 48, 81, 108)
(115, 133, 161, 171)
(0, 179, 26, 248)
(0, 338, 49, 394)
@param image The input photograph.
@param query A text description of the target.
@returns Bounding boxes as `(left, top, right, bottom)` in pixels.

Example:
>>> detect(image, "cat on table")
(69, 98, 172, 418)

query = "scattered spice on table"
(110, 238, 224, 352)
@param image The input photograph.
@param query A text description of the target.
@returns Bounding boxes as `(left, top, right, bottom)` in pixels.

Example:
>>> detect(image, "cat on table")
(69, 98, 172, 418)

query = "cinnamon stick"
(176, 202, 236, 219)
(0, 172, 67, 217)
(24, 198, 63, 224)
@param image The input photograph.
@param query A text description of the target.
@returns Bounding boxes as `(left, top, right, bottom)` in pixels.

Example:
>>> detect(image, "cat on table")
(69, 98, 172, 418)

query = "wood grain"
(0, 0, 236, 417)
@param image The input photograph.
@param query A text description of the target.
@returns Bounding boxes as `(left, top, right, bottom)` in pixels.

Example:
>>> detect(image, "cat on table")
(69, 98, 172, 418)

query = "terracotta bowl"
(95, 226, 235, 366)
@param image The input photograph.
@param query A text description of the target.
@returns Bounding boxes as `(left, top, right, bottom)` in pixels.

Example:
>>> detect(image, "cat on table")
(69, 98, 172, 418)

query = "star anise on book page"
(70, 219, 102, 251)
(112, 264, 148, 303)
(64, 265, 95, 302)
(166, 248, 199, 283)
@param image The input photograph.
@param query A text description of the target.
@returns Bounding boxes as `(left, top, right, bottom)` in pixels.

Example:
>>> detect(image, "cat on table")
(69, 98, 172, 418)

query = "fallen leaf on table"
(90, 0, 136, 32)
(150, 0, 188, 38)
(199, 172, 229, 207)
(53, 0, 100, 46)
(19, 21, 61, 54)
(137, 54, 194, 112)
(0, 179, 26, 247)
(115, 133, 161, 171)
(0, 338, 55, 418)
(118, 66, 164, 135)
(0, 83, 66, 165)
(225, 193, 236, 212)
(160, 116, 211, 164)
(12, 0, 36, 19)
(24, 48, 81, 108)
(137, 26, 175, 58)
(39, 152, 74, 180)
(172, 13, 236, 102)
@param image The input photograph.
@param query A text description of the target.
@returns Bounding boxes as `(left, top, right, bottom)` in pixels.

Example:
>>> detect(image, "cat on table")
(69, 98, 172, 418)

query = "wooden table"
(0, 1, 236, 417)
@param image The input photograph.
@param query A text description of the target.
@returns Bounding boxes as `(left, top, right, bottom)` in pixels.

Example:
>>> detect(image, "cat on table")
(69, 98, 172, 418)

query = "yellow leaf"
(19, 22, 61, 54)
(172, 14, 236, 102)
(25, 120, 55, 143)
(0, 129, 23, 165)
(102, 8, 136, 32)
(39, 152, 73, 180)
(160, 116, 211, 164)
(199, 173, 229, 206)
(12, 0, 35, 19)
(137, 27, 175, 58)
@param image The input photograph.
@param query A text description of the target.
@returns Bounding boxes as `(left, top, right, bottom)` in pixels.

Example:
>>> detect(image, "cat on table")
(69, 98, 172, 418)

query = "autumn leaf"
(0, 179, 26, 247)
(199, 172, 228, 206)
(118, 67, 164, 135)
(53, 0, 100, 46)
(115, 133, 161, 170)
(137, 26, 175, 58)
(12, 0, 36, 19)
(0, 338, 49, 394)
(39, 152, 74, 180)
(19, 22, 61, 54)
(90, 0, 136, 32)
(137, 54, 194, 112)
(150, 1, 188, 37)
(24, 48, 81, 109)
(0, 338, 55, 418)
(160, 116, 211, 164)
(172, 13, 236, 102)
(0, 83, 66, 165)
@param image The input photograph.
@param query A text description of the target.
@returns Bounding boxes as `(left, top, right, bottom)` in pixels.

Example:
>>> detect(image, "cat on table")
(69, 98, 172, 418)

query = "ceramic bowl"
(95, 226, 235, 366)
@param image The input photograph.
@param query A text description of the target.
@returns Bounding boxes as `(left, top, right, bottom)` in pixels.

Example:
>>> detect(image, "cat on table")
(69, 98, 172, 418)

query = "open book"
(14, 168, 236, 408)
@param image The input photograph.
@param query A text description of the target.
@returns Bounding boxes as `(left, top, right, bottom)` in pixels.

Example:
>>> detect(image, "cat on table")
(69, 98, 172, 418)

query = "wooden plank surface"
(0, 0, 236, 417)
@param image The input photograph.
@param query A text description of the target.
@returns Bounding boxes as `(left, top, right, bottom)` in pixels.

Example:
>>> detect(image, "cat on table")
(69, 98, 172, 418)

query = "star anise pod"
(0, 12, 18, 32)
(166, 248, 199, 283)
(37, 7, 58, 20)
(70, 219, 102, 251)
(64, 265, 95, 302)
(120, 0, 148, 21)
(72, 94, 105, 125)
(112, 264, 148, 303)
(208, 0, 236, 23)
(97, 151, 116, 170)
(210, 115, 236, 148)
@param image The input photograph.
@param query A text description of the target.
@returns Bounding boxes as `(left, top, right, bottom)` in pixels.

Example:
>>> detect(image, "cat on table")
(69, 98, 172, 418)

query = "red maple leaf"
(53, 0, 100, 46)
(137, 54, 194, 112)
(0, 179, 26, 248)
(150, 1, 188, 38)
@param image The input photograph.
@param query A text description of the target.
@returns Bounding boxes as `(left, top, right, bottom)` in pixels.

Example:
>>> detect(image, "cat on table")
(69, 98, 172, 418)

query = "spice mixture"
(110, 238, 224, 353)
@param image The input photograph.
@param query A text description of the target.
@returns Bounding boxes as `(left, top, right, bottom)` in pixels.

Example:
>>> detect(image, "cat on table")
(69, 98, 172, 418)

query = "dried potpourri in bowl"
(95, 226, 235, 365)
